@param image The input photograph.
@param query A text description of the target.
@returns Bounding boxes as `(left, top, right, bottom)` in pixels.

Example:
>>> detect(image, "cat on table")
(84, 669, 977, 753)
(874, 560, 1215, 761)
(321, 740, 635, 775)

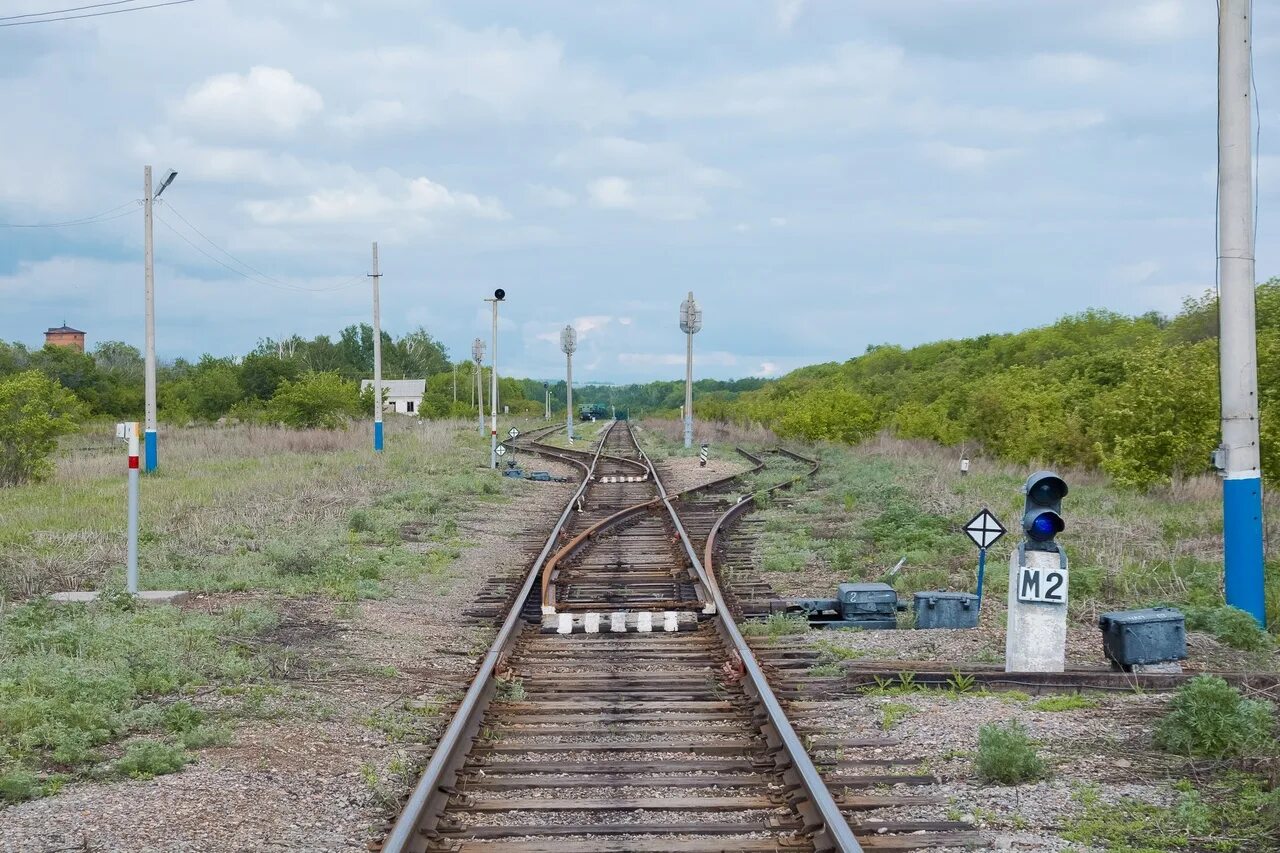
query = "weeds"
(1065, 775, 1280, 852)
(741, 613, 809, 638)
(1154, 676, 1276, 759)
(495, 677, 526, 702)
(880, 702, 914, 731)
(1031, 694, 1100, 712)
(0, 598, 275, 801)
(115, 739, 189, 779)
(975, 721, 1047, 784)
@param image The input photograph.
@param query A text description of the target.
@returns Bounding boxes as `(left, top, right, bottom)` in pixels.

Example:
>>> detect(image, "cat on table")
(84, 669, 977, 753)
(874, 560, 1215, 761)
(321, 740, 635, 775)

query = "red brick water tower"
(44, 324, 85, 352)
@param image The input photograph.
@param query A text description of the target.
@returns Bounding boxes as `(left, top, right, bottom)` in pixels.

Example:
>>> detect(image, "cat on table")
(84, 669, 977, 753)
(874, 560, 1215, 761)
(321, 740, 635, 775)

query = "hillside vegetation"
(703, 280, 1280, 489)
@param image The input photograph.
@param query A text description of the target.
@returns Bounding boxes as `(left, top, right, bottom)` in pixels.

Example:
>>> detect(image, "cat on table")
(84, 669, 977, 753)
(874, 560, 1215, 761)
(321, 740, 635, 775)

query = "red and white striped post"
(124, 421, 140, 594)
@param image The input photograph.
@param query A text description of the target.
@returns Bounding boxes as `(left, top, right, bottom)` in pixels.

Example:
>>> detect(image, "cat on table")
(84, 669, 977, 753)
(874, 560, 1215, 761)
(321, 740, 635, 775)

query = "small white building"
(361, 378, 426, 415)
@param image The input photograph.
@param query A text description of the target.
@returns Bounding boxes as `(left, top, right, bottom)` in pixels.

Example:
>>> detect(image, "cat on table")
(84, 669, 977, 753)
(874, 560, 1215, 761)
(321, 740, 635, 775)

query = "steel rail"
(380, 421, 617, 853)
(639, 444, 862, 853)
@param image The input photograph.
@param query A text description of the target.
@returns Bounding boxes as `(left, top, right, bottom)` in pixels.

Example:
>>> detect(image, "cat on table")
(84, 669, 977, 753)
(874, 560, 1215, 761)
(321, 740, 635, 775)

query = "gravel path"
(0, 472, 576, 853)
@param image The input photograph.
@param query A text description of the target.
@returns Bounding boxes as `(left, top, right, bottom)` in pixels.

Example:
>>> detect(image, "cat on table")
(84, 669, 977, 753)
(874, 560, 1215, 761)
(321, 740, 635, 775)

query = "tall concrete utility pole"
(1217, 0, 1265, 624)
(142, 165, 176, 472)
(679, 292, 702, 449)
(486, 290, 505, 468)
(472, 338, 485, 436)
(370, 242, 383, 453)
(561, 326, 577, 439)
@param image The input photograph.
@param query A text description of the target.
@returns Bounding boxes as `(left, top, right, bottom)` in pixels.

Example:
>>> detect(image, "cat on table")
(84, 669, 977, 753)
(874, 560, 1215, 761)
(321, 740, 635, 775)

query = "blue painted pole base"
(144, 429, 158, 472)
(975, 548, 987, 601)
(374, 420, 384, 452)
(1223, 475, 1266, 626)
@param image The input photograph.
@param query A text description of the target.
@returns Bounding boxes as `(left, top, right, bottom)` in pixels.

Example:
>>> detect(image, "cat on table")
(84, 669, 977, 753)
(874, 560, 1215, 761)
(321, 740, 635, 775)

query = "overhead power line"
(152, 207, 365, 294)
(0, 200, 137, 227)
(1, 1, 145, 22)
(0, 0, 194, 27)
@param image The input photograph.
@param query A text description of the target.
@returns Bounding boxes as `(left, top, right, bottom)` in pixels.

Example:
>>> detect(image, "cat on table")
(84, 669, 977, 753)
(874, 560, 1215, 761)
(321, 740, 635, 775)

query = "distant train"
(577, 403, 610, 421)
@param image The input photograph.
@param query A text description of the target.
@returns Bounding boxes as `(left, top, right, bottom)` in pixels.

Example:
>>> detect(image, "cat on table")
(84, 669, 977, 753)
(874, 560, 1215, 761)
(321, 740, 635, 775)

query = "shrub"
(115, 739, 188, 779)
(348, 509, 375, 533)
(1183, 605, 1273, 651)
(267, 371, 361, 429)
(1154, 676, 1275, 758)
(264, 542, 323, 576)
(975, 721, 1047, 784)
(0, 370, 82, 485)
(0, 767, 39, 803)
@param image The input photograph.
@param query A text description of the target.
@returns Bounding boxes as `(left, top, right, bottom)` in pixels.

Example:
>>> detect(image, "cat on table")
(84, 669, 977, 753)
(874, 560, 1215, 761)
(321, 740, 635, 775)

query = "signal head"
(1021, 471, 1067, 551)
(494, 288, 506, 301)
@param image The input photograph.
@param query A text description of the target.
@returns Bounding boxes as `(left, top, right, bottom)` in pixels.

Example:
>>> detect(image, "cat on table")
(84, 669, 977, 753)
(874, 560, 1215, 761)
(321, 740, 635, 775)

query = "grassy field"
(0, 417, 537, 803)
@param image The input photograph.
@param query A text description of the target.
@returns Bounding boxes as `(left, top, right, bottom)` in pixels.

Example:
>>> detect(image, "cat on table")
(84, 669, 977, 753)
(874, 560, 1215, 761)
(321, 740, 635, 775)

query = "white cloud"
(770, 217, 787, 227)
(1028, 52, 1115, 84)
(243, 174, 507, 226)
(775, 0, 806, 33)
(756, 361, 780, 376)
(1093, 0, 1200, 43)
(566, 137, 736, 220)
(528, 184, 576, 208)
(587, 177, 635, 210)
(174, 66, 323, 138)
(331, 99, 408, 134)
(921, 141, 1017, 173)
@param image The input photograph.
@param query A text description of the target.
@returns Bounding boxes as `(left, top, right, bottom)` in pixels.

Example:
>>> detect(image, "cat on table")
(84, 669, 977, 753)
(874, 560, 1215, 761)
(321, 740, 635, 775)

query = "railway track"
(380, 421, 974, 852)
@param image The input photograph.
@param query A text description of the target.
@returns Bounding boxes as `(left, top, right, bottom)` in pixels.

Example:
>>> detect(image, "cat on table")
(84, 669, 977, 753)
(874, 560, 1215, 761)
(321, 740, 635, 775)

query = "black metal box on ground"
(914, 591, 980, 629)
(1098, 607, 1187, 669)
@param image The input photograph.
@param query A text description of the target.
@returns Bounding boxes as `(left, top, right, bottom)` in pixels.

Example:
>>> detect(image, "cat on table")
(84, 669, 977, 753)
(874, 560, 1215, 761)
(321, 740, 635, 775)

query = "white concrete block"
(636, 611, 653, 632)
(557, 613, 574, 634)
(610, 611, 626, 632)
(663, 611, 678, 632)
(584, 612, 600, 633)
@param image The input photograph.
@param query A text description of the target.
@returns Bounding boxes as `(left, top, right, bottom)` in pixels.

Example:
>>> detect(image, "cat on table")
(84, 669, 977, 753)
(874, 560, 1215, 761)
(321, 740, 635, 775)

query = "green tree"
(0, 371, 82, 485)
(267, 372, 361, 428)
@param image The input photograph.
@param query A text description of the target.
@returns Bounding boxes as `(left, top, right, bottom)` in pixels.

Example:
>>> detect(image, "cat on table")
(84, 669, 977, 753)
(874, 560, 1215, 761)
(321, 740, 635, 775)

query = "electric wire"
(0, 1, 148, 22)
(0, 0, 193, 27)
(152, 209, 364, 294)
(0, 200, 137, 228)
(159, 201, 304, 291)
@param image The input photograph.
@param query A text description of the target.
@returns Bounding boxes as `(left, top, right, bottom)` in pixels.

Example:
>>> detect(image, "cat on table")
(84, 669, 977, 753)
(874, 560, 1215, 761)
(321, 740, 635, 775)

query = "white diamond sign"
(963, 508, 1006, 549)
(495, 444, 507, 457)
(508, 427, 520, 439)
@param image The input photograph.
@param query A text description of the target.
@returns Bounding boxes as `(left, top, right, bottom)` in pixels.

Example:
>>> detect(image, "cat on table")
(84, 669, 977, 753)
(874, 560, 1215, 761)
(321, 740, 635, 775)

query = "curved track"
(381, 421, 861, 852)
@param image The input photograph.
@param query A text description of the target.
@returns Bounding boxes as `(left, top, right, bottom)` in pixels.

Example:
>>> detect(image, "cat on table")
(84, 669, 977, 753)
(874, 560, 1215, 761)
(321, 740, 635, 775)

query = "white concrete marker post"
(1005, 546, 1069, 672)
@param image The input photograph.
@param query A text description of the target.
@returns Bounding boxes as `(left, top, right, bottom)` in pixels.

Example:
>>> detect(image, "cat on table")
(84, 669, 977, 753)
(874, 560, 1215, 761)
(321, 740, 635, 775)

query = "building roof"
(361, 378, 426, 397)
(45, 325, 85, 335)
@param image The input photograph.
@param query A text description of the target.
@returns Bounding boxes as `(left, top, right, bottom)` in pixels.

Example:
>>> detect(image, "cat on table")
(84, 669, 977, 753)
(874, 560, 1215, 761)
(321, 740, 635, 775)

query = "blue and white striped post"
(1217, 0, 1265, 624)
(370, 241, 384, 453)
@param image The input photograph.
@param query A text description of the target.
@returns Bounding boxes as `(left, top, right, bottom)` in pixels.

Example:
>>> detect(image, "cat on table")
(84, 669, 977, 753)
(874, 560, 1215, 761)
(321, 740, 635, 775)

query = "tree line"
(699, 279, 1280, 489)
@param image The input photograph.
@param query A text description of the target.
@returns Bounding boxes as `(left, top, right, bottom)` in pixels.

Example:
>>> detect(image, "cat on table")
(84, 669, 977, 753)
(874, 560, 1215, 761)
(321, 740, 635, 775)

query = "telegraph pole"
(143, 167, 157, 471)
(141, 166, 176, 472)
(370, 242, 383, 453)
(561, 326, 577, 439)
(679, 292, 702, 448)
(544, 382, 550, 420)
(472, 338, 485, 435)
(1217, 0, 1265, 624)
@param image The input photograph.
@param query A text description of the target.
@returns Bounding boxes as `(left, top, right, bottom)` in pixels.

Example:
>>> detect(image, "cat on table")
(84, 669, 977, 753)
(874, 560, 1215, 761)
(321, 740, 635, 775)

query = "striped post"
(126, 422, 140, 594)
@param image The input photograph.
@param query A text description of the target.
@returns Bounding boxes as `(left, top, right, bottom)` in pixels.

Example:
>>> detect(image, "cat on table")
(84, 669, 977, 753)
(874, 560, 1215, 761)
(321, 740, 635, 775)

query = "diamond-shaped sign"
(495, 444, 507, 457)
(508, 427, 520, 439)
(963, 508, 1006, 549)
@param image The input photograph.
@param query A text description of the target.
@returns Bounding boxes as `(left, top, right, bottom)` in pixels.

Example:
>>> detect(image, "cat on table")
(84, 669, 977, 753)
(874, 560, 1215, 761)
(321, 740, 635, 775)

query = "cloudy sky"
(1, 0, 1278, 382)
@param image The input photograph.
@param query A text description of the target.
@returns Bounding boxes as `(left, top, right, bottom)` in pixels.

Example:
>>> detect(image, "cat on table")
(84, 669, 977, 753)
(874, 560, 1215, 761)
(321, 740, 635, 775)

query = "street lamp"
(561, 325, 577, 440)
(679, 291, 702, 448)
(472, 337, 485, 436)
(143, 166, 177, 471)
(484, 290, 505, 468)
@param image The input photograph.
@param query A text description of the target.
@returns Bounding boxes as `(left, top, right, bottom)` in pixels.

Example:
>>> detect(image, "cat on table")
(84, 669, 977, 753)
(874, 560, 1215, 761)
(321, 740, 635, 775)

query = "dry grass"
(0, 419, 493, 599)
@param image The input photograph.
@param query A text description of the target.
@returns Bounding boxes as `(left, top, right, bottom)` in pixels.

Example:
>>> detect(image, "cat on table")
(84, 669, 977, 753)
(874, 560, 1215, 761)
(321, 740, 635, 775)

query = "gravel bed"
(658, 456, 750, 494)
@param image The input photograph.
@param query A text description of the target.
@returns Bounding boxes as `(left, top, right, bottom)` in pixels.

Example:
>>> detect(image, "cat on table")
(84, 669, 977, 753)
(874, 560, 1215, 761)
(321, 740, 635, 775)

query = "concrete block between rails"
(539, 611, 699, 634)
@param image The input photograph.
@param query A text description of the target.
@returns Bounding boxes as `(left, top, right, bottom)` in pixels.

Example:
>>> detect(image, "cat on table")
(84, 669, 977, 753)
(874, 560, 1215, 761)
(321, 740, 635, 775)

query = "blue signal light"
(1031, 514, 1058, 538)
